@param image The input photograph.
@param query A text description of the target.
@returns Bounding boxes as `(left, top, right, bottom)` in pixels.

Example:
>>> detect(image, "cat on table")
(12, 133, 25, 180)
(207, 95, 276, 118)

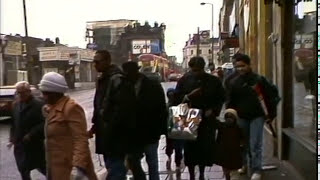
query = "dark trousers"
(103, 154, 127, 180)
(165, 138, 184, 166)
(14, 143, 46, 180)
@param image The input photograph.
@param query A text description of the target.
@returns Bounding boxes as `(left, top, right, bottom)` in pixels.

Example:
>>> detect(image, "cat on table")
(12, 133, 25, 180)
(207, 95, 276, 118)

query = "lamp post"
(200, 2, 215, 68)
(0, 35, 8, 86)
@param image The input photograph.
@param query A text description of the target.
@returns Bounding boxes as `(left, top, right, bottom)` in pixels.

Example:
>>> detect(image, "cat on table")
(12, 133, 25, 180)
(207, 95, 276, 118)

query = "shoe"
(230, 170, 240, 180)
(166, 159, 171, 170)
(199, 174, 205, 180)
(251, 173, 262, 180)
(237, 166, 247, 174)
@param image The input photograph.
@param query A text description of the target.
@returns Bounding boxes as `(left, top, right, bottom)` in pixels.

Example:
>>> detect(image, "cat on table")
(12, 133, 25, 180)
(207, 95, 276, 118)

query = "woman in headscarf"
(39, 72, 97, 180)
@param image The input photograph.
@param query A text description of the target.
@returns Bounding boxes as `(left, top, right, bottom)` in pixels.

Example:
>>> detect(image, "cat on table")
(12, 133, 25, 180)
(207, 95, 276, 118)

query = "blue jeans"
(127, 142, 160, 180)
(237, 116, 264, 173)
(103, 156, 127, 180)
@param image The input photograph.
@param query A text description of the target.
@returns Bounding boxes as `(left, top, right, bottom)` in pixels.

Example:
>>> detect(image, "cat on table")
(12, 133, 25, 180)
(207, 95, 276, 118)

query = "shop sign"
(4, 41, 22, 56)
(80, 50, 95, 60)
(132, 39, 160, 54)
(294, 34, 314, 49)
(40, 51, 58, 61)
(224, 37, 239, 48)
(220, 32, 229, 39)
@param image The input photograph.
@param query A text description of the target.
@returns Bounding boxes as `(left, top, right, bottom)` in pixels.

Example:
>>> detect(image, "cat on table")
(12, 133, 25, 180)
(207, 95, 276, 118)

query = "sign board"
(4, 41, 22, 56)
(224, 37, 239, 48)
(220, 32, 229, 39)
(60, 51, 71, 60)
(87, 43, 98, 50)
(80, 50, 95, 60)
(132, 40, 151, 54)
(40, 51, 58, 61)
(201, 30, 210, 38)
(294, 34, 314, 49)
(132, 39, 160, 54)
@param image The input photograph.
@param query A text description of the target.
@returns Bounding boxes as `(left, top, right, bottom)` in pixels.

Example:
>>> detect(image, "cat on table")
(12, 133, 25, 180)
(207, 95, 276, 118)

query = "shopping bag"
(167, 103, 202, 140)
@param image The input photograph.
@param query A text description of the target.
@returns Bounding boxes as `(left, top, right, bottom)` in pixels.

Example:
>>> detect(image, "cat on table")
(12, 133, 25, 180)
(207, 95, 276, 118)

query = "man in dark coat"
(122, 61, 167, 180)
(9, 81, 46, 180)
(89, 50, 137, 180)
(225, 53, 269, 180)
(174, 56, 225, 180)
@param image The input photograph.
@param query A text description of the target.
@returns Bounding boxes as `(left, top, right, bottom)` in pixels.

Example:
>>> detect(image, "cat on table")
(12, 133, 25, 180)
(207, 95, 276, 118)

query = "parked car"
(0, 85, 41, 121)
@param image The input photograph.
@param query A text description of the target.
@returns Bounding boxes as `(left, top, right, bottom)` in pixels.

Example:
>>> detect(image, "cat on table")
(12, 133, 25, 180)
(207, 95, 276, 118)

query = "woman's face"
(41, 91, 56, 105)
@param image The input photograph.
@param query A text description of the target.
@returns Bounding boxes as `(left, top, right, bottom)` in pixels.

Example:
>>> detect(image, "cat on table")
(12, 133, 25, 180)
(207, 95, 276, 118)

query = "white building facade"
(182, 31, 220, 70)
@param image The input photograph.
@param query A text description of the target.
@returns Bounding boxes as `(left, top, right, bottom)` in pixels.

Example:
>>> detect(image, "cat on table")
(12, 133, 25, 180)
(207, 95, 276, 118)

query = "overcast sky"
(1, 0, 223, 62)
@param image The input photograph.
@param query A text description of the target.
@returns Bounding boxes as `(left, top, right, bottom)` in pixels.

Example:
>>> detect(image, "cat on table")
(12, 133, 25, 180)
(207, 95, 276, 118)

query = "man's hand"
(87, 127, 95, 138)
(7, 142, 13, 149)
(266, 118, 273, 124)
(205, 109, 213, 118)
(71, 166, 87, 180)
(23, 134, 31, 143)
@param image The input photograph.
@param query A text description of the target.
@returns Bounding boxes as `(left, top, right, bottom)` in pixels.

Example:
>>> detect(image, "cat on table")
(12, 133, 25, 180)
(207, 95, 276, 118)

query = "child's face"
(167, 92, 174, 100)
(225, 113, 237, 124)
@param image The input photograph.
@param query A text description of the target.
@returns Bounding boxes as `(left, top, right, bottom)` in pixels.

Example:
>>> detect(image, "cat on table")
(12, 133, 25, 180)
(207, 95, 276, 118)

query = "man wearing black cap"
(122, 61, 167, 180)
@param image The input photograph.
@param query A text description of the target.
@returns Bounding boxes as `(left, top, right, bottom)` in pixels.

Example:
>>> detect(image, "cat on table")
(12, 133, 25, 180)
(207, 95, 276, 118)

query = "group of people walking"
(8, 49, 278, 180)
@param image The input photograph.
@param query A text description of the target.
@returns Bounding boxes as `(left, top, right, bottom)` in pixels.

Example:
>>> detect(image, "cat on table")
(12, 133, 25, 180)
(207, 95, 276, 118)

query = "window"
(199, 49, 202, 54)
(292, 1, 316, 142)
(209, 49, 212, 54)
(191, 50, 194, 55)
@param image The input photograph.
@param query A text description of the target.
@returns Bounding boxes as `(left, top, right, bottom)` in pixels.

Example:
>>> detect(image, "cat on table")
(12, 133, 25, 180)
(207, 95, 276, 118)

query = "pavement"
(0, 84, 306, 180)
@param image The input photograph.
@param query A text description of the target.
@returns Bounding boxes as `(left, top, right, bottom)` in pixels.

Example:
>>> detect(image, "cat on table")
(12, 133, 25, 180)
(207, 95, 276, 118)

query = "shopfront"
(279, 1, 317, 179)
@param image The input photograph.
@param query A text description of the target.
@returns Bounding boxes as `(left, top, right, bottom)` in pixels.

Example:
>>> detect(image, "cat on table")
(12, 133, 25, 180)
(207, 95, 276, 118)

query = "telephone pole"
(196, 27, 200, 56)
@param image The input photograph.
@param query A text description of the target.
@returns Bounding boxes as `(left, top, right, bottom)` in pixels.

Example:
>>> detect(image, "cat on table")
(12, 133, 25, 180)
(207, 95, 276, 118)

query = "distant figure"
(9, 81, 46, 180)
(39, 72, 97, 180)
(123, 61, 167, 180)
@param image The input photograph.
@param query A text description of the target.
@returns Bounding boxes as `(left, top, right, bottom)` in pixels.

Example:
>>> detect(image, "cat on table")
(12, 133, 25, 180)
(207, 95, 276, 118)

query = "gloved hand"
(71, 166, 88, 180)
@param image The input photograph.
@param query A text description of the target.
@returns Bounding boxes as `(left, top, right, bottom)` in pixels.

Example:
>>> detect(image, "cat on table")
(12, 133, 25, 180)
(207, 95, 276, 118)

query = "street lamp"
(200, 2, 215, 68)
(0, 35, 8, 86)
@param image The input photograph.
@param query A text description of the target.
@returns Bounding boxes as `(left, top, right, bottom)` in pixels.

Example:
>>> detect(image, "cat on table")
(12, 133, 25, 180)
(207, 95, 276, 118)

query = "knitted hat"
(224, 108, 239, 120)
(39, 72, 68, 93)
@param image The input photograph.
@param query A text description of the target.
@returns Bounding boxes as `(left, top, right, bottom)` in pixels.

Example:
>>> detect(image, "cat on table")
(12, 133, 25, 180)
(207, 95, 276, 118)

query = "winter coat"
(45, 96, 97, 180)
(93, 65, 137, 157)
(215, 121, 242, 170)
(174, 72, 225, 166)
(224, 72, 265, 120)
(10, 96, 46, 171)
(134, 74, 168, 146)
(91, 65, 123, 154)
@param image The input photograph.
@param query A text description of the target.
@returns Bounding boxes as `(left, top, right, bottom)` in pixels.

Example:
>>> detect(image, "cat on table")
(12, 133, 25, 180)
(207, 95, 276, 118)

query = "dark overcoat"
(174, 72, 225, 166)
(10, 97, 46, 171)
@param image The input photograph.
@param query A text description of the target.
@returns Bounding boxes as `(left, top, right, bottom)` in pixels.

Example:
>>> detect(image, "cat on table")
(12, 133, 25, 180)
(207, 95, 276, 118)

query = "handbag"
(167, 103, 202, 140)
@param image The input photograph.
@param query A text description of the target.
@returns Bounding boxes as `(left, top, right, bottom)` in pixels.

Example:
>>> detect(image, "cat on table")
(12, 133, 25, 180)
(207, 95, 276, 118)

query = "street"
(0, 82, 301, 180)
(0, 82, 222, 180)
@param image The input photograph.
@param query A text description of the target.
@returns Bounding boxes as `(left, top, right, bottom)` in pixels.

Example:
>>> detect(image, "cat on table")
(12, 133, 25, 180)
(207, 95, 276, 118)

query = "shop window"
(292, 1, 316, 142)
